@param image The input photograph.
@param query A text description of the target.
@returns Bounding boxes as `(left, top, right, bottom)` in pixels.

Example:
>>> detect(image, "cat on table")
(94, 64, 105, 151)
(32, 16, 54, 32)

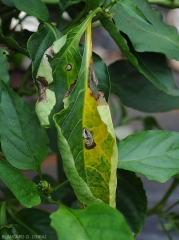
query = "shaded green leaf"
(117, 0, 151, 24)
(85, 0, 103, 11)
(117, 169, 147, 234)
(0, 80, 49, 171)
(1, 0, 14, 7)
(13, 208, 57, 239)
(11, 0, 49, 21)
(118, 130, 179, 182)
(109, 60, 179, 112)
(112, 0, 179, 60)
(0, 158, 40, 208)
(42, 0, 59, 3)
(0, 30, 28, 56)
(0, 49, 10, 84)
(143, 116, 161, 130)
(50, 204, 134, 240)
(59, 0, 82, 17)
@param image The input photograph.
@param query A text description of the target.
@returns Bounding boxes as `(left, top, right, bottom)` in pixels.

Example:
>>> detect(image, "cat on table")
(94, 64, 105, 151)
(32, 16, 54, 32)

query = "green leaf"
(0, 30, 28, 56)
(0, 158, 40, 208)
(0, 49, 10, 84)
(109, 60, 179, 112)
(13, 209, 57, 239)
(101, 18, 179, 96)
(112, 0, 179, 60)
(11, 0, 49, 21)
(117, 130, 179, 183)
(100, 18, 138, 68)
(117, 169, 147, 234)
(28, 22, 62, 81)
(54, 19, 117, 206)
(50, 204, 134, 240)
(117, 0, 151, 24)
(0, 80, 49, 171)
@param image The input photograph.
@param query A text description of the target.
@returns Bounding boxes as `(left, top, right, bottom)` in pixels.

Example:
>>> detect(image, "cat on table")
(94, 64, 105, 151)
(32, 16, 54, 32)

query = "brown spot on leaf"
(82, 127, 96, 149)
(36, 76, 49, 103)
(64, 78, 77, 99)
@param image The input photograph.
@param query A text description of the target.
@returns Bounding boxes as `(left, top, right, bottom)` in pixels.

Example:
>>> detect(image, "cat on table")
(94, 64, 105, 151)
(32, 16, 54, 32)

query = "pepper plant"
(1, 0, 179, 239)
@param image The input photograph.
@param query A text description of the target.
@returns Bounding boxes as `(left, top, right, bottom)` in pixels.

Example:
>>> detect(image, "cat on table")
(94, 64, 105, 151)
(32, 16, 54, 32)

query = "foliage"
(0, 0, 179, 239)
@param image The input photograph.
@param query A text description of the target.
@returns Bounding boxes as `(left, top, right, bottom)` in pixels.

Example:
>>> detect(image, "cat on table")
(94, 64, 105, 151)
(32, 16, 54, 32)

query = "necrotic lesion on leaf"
(64, 77, 78, 99)
(36, 76, 49, 103)
(65, 63, 72, 71)
(82, 127, 96, 149)
(88, 64, 104, 101)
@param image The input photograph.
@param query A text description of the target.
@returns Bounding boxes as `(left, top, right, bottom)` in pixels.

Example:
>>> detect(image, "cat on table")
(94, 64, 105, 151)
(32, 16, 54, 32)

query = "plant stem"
(53, 179, 69, 192)
(147, 178, 179, 216)
(158, 214, 173, 240)
(148, 0, 179, 8)
(164, 199, 179, 213)
(0, 202, 7, 226)
(7, 207, 43, 239)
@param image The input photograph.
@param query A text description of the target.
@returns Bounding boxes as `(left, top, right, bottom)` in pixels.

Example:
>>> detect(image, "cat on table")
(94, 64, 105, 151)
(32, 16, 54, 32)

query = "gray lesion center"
(36, 76, 49, 103)
(88, 64, 104, 102)
(65, 64, 72, 71)
(82, 127, 96, 149)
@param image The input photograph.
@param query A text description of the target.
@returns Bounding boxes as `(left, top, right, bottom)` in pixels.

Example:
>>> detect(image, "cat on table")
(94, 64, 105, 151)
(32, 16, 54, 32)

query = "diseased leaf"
(109, 60, 179, 112)
(93, 52, 110, 101)
(11, 0, 49, 21)
(0, 158, 40, 208)
(54, 20, 117, 206)
(117, 0, 151, 24)
(34, 35, 67, 127)
(0, 30, 28, 56)
(117, 169, 147, 234)
(50, 8, 102, 115)
(50, 204, 134, 240)
(0, 80, 49, 171)
(118, 130, 179, 183)
(101, 18, 179, 96)
(28, 22, 62, 81)
(0, 49, 10, 84)
(112, 0, 179, 60)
